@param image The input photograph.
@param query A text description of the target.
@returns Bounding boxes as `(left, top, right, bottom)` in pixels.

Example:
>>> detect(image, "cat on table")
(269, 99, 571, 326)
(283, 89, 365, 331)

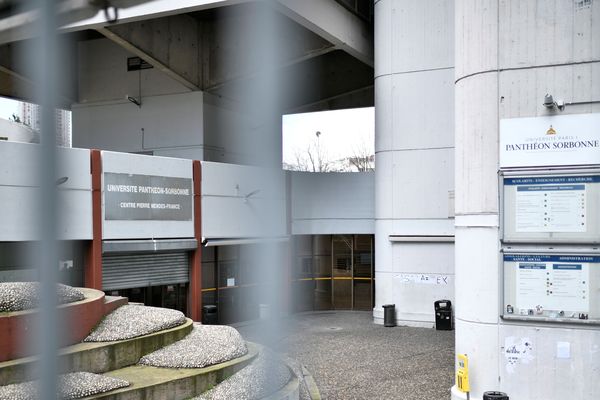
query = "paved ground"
(237, 311, 455, 400)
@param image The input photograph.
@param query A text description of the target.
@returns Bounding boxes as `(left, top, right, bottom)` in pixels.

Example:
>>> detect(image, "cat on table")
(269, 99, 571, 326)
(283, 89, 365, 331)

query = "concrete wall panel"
(374, 0, 392, 78)
(78, 38, 189, 103)
(201, 161, 286, 239)
(374, 76, 393, 153)
(498, 324, 600, 399)
(291, 172, 374, 235)
(375, 0, 453, 77)
(389, 0, 454, 74)
(73, 91, 204, 159)
(375, 0, 456, 326)
(384, 70, 455, 151)
(391, 219, 455, 236)
(454, 225, 500, 324)
(374, 151, 394, 218)
(392, 148, 454, 219)
(0, 143, 92, 241)
(374, 220, 394, 270)
(455, 0, 498, 79)
(499, 0, 599, 69)
(454, 72, 499, 215)
(392, 242, 454, 275)
(499, 62, 600, 118)
(454, 319, 500, 397)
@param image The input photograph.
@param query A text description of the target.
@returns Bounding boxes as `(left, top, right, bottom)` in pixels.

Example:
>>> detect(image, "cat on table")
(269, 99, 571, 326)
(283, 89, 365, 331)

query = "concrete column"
(453, 1, 600, 399)
(374, 0, 455, 327)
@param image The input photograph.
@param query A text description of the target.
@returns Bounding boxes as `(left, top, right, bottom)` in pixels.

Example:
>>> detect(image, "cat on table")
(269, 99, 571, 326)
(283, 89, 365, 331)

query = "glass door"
(332, 235, 353, 309)
(353, 235, 373, 310)
(313, 235, 332, 310)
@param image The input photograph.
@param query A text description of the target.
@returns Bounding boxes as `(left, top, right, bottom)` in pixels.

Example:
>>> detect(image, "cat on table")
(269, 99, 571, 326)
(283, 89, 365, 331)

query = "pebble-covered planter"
(195, 349, 291, 400)
(85, 304, 187, 342)
(0, 283, 85, 313)
(139, 324, 248, 369)
(0, 372, 129, 400)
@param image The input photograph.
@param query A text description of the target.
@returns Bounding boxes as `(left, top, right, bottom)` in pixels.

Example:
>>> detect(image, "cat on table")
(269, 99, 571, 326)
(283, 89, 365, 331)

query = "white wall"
(73, 91, 204, 159)
(202, 93, 254, 165)
(290, 172, 374, 235)
(73, 38, 204, 160)
(0, 142, 92, 241)
(201, 161, 287, 239)
(102, 151, 194, 239)
(374, 0, 455, 327)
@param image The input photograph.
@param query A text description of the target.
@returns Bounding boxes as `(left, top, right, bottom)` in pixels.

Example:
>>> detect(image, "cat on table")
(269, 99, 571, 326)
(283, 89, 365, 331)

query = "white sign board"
(500, 114, 600, 168)
(502, 174, 600, 243)
(504, 254, 593, 314)
(514, 182, 586, 233)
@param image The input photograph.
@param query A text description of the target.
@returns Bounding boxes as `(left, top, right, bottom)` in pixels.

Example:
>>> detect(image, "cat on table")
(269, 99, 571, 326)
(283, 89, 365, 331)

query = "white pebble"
(85, 305, 187, 342)
(139, 324, 247, 368)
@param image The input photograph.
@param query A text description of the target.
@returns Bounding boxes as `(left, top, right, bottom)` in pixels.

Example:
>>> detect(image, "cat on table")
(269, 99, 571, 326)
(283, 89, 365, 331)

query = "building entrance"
(293, 234, 374, 312)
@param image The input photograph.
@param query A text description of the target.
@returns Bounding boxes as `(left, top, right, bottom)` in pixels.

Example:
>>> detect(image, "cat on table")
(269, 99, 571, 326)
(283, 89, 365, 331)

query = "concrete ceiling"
(0, 0, 373, 113)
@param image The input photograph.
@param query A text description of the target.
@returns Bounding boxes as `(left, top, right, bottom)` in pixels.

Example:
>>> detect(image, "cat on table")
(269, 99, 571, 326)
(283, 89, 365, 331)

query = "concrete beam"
(63, 0, 250, 32)
(273, 0, 373, 67)
(96, 14, 201, 91)
(287, 84, 374, 114)
(0, 43, 74, 107)
(205, 44, 336, 92)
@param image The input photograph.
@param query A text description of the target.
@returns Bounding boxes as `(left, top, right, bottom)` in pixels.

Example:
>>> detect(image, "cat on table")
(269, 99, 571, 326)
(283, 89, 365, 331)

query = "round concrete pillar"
(454, 1, 600, 399)
(374, 0, 455, 327)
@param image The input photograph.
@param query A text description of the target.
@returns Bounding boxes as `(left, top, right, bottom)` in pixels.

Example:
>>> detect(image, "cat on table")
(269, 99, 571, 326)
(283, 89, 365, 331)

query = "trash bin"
(483, 391, 509, 400)
(202, 304, 218, 325)
(434, 300, 453, 330)
(383, 304, 396, 327)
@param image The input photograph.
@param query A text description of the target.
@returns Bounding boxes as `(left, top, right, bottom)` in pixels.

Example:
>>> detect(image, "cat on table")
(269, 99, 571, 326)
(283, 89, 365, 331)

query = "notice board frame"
(500, 247, 600, 325)
(500, 167, 600, 244)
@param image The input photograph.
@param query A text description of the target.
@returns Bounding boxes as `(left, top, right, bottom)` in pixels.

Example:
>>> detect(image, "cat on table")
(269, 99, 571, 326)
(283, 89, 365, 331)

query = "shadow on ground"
(236, 311, 455, 400)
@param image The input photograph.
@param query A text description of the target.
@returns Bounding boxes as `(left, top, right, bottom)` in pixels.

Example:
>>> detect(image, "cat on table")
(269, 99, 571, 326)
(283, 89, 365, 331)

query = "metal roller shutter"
(102, 252, 189, 291)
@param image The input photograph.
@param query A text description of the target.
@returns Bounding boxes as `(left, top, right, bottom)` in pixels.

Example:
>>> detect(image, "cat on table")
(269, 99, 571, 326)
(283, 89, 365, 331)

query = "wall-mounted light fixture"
(126, 95, 141, 108)
(55, 176, 69, 186)
(244, 189, 260, 203)
(542, 94, 565, 111)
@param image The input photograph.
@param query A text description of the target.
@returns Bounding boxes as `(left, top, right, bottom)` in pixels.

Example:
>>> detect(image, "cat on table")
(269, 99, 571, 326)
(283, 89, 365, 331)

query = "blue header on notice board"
(553, 264, 582, 270)
(505, 254, 600, 263)
(518, 263, 546, 269)
(504, 176, 600, 185)
(516, 184, 585, 192)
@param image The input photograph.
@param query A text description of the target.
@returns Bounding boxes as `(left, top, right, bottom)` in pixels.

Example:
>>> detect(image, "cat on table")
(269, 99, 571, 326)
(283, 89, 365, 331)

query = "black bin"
(483, 392, 509, 400)
(434, 300, 453, 330)
(202, 304, 218, 325)
(383, 304, 396, 327)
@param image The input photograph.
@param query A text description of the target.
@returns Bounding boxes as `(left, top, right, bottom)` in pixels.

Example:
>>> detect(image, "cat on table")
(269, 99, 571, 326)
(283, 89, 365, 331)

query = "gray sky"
(0, 96, 20, 120)
(282, 107, 374, 165)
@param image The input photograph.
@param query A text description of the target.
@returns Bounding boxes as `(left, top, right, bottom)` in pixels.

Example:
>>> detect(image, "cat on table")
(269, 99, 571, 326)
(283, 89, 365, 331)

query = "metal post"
(32, 0, 60, 398)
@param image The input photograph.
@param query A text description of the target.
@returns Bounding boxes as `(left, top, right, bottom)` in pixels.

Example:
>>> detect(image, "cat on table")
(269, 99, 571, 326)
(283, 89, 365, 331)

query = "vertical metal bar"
(86, 149, 103, 289)
(34, 0, 60, 398)
(189, 160, 202, 321)
(371, 235, 374, 309)
(330, 235, 334, 308)
(350, 235, 354, 309)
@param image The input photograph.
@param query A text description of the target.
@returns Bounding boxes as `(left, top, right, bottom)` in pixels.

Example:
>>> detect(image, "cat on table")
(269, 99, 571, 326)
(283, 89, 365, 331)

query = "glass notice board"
(501, 171, 600, 244)
(502, 252, 600, 323)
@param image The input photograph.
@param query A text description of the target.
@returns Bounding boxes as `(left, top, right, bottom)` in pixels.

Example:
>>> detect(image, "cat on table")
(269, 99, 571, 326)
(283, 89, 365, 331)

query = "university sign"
(104, 172, 193, 221)
(500, 114, 600, 168)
